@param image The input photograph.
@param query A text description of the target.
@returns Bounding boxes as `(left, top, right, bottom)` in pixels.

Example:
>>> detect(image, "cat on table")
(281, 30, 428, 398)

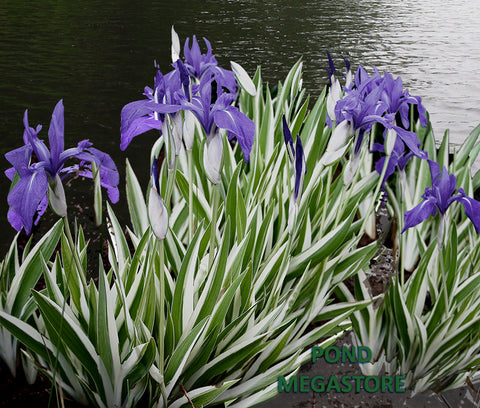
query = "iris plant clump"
(326, 54, 480, 400)
(3, 31, 480, 408)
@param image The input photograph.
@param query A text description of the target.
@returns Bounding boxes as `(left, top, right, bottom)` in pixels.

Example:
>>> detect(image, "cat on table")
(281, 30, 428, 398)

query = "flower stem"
(156, 239, 165, 375)
(208, 183, 220, 271)
(154, 237, 168, 407)
(165, 159, 179, 213)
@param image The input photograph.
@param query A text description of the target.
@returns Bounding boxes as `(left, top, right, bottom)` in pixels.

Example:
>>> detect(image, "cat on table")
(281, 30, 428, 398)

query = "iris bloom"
(380, 72, 427, 128)
(120, 62, 188, 151)
(335, 71, 392, 143)
(323, 74, 394, 166)
(402, 162, 480, 233)
(177, 75, 255, 162)
(183, 35, 236, 96)
(5, 100, 119, 234)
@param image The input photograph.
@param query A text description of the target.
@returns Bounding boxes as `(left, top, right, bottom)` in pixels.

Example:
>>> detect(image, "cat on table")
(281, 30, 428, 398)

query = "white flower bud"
(172, 113, 183, 155)
(148, 186, 168, 240)
(327, 78, 341, 121)
(345, 70, 353, 89)
(288, 194, 298, 234)
(343, 153, 360, 186)
(385, 128, 397, 156)
(47, 174, 67, 217)
(203, 131, 223, 184)
(171, 26, 181, 62)
(230, 61, 257, 96)
(183, 110, 195, 151)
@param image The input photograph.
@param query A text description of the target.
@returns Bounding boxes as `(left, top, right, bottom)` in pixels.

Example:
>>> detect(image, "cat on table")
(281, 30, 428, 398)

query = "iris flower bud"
(203, 131, 223, 185)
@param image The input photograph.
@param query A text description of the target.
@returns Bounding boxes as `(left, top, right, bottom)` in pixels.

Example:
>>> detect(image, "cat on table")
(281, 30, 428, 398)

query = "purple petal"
(5, 167, 15, 181)
(213, 106, 255, 162)
(451, 189, 480, 233)
(210, 66, 237, 96)
(371, 142, 385, 154)
(48, 100, 64, 167)
(148, 102, 184, 114)
(397, 152, 414, 171)
(282, 116, 295, 163)
(402, 197, 437, 233)
(398, 103, 410, 128)
(58, 140, 92, 165)
(120, 100, 162, 149)
(7, 208, 23, 232)
(185, 35, 202, 75)
(5, 144, 33, 177)
(71, 148, 120, 202)
(428, 159, 441, 181)
(120, 115, 163, 150)
(22, 110, 42, 144)
(34, 194, 49, 225)
(394, 126, 427, 159)
(7, 169, 48, 235)
(88, 147, 119, 187)
(294, 136, 306, 201)
(325, 50, 336, 81)
(434, 166, 457, 214)
(375, 155, 397, 188)
(173, 59, 191, 97)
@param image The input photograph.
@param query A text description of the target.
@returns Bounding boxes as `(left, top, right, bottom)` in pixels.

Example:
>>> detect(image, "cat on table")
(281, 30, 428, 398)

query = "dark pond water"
(1, 1, 479, 247)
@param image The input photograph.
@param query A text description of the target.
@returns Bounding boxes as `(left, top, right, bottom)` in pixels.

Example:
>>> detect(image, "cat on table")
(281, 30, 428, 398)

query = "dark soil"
(0, 360, 84, 408)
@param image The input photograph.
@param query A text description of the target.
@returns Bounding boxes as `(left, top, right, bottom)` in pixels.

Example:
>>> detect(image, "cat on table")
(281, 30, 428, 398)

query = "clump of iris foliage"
(323, 54, 480, 397)
(0, 27, 480, 408)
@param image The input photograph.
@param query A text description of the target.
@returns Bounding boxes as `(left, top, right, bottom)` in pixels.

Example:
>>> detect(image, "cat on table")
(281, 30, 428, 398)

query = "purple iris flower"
(120, 62, 187, 150)
(177, 75, 255, 162)
(380, 72, 427, 128)
(183, 35, 237, 97)
(5, 100, 119, 235)
(402, 162, 480, 233)
(335, 74, 394, 154)
(372, 138, 408, 184)
(282, 116, 307, 202)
